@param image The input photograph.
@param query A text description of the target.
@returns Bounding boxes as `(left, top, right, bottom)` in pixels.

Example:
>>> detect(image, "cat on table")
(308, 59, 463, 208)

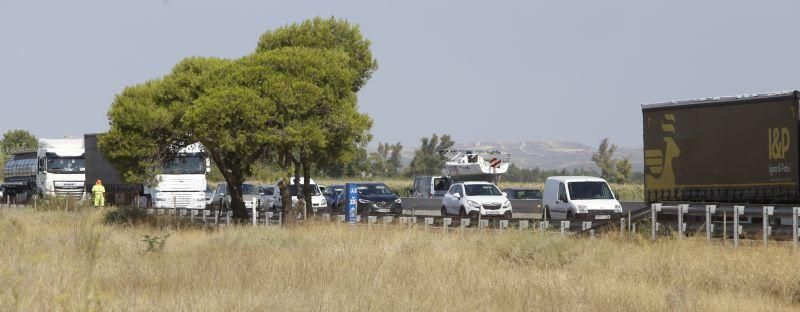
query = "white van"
(269, 178, 327, 212)
(542, 176, 622, 220)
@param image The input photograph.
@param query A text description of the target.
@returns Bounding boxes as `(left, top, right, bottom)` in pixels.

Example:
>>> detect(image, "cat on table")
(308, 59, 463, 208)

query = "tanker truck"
(84, 134, 209, 208)
(1, 138, 86, 203)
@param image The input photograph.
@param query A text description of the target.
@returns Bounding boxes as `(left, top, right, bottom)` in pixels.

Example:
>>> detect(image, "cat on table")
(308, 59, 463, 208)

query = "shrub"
(103, 207, 152, 226)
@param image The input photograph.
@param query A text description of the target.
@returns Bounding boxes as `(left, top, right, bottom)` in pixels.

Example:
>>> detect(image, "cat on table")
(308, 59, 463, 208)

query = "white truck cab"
(145, 143, 209, 209)
(37, 139, 86, 199)
(542, 176, 622, 220)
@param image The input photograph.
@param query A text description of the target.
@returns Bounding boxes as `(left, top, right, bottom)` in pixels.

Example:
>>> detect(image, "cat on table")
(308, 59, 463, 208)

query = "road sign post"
(346, 183, 358, 225)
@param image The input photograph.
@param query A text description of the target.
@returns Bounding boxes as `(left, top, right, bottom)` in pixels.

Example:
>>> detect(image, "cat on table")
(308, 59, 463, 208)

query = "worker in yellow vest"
(92, 179, 106, 207)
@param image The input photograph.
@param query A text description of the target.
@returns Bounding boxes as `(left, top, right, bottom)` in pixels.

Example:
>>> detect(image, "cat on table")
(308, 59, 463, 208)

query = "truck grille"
(172, 194, 193, 208)
(55, 186, 85, 198)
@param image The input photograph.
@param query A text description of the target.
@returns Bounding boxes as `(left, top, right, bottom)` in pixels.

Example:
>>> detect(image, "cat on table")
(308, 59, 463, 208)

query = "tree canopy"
(1, 129, 38, 156)
(591, 138, 633, 183)
(101, 17, 376, 219)
(406, 134, 455, 176)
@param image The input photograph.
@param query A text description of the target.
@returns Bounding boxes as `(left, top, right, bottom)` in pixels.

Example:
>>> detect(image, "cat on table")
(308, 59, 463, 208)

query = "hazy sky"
(1, 0, 799, 148)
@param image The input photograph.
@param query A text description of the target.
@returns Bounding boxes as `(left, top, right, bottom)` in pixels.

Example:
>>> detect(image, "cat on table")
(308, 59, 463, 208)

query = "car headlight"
(577, 205, 588, 213)
(614, 204, 623, 213)
(394, 198, 402, 204)
(195, 197, 205, 202)
(502, 200, 511, 208)
(467, 200, 481, 208)
(358, 199, 371, 204)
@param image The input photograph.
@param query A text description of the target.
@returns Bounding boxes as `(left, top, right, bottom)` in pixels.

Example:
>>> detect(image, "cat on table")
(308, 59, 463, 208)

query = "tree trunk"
(209, 151, 247, 220)
(228, 175, 248, 220)
(293, 159, 305, 221)
(278, 177, 293, 225)
(301, 154, 313, 216)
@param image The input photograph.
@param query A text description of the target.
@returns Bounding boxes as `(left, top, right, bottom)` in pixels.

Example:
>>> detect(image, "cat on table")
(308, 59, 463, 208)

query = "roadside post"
(763, 206, 773, 246)
(252, 197, 258, 226)
(345, 183, 358, 226)
(651, 203, 661, 241)
(705, 205, 716, 242)
(678, 204, 688, 239)
(793, 207, 799, 249)
(733, 205, 744, 248)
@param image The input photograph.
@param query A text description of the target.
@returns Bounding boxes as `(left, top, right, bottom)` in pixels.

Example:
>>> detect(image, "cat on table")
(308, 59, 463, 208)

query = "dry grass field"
(1, 207, 797, 311)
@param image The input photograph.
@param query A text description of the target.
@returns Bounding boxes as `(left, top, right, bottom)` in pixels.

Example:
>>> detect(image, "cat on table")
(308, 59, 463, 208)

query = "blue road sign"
(346, 183, 358, 224)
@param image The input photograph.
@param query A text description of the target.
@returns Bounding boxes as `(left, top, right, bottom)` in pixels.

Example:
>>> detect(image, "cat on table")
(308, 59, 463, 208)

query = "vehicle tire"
(467, 207, 478, 218)
(504, 211, 512, 219)
(441, 206, 448, 216)
(459, 207, 466, 217)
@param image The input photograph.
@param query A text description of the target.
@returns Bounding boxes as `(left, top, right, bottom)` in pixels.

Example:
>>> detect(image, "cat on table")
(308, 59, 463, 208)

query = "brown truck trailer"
(642, 90, 800, 204)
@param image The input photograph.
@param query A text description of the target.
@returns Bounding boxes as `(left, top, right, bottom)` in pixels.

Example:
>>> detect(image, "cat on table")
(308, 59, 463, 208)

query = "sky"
(1, 0, 799, 148)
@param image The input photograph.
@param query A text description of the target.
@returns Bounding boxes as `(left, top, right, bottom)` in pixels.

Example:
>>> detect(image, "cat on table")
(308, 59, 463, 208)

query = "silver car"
(210, 182, 261, 211)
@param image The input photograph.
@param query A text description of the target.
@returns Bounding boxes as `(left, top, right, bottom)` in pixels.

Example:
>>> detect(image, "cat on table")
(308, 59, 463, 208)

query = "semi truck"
(642, 90, 800, 204)
(84, 134, 209, 208)
(2, 138, 86, 203)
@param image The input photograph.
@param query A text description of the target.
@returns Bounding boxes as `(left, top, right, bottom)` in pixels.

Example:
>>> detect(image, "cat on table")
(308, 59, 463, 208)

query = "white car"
(441, 181, 512, 218)
(542, 176, 623, 220)
(269, 178, 327, 212)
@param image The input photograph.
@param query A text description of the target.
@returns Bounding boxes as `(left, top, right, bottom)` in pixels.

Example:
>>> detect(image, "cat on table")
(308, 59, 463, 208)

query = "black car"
(502, 188, 543, 200)
(337, 183, 402, 215)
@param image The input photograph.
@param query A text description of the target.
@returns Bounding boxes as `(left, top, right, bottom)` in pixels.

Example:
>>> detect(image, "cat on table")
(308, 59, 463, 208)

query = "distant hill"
(379, 141, 643, 173)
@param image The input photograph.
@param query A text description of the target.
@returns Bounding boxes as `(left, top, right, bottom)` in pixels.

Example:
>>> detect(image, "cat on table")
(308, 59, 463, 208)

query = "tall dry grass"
(0, 207, 797, 311)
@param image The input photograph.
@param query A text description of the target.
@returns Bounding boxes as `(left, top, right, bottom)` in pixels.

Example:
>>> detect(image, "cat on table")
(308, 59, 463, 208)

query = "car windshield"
(515, 190, 542, 199)
(357, 184, 395, 196)
(568, 182, 615, 200)
(464, 184, 502, 196)
(289, 184, 322, 196)
(241, 184, 258, 195)
(162, 154, 205, 174)
(46, 156, 85, 174)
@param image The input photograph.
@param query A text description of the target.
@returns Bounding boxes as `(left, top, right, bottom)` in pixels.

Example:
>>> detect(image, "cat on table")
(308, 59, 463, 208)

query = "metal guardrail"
(649, 203, 800, 247)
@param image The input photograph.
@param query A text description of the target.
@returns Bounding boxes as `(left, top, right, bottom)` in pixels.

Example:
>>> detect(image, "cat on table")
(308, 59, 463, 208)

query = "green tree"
(614, 157, 633, 184)
(367, 142, 403, 177)
(0, 129, 38, 177)
(1, 129, 38, 156)
(103, 17, 376, 220)
(255, 17, 376, 216)
(407, 134, 455, 176)
(590, 138, 632, 183)
(591, 138, 618, 181)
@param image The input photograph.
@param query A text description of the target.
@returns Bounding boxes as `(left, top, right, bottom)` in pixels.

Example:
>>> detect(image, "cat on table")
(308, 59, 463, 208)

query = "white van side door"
(555, 182, 570, 219)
